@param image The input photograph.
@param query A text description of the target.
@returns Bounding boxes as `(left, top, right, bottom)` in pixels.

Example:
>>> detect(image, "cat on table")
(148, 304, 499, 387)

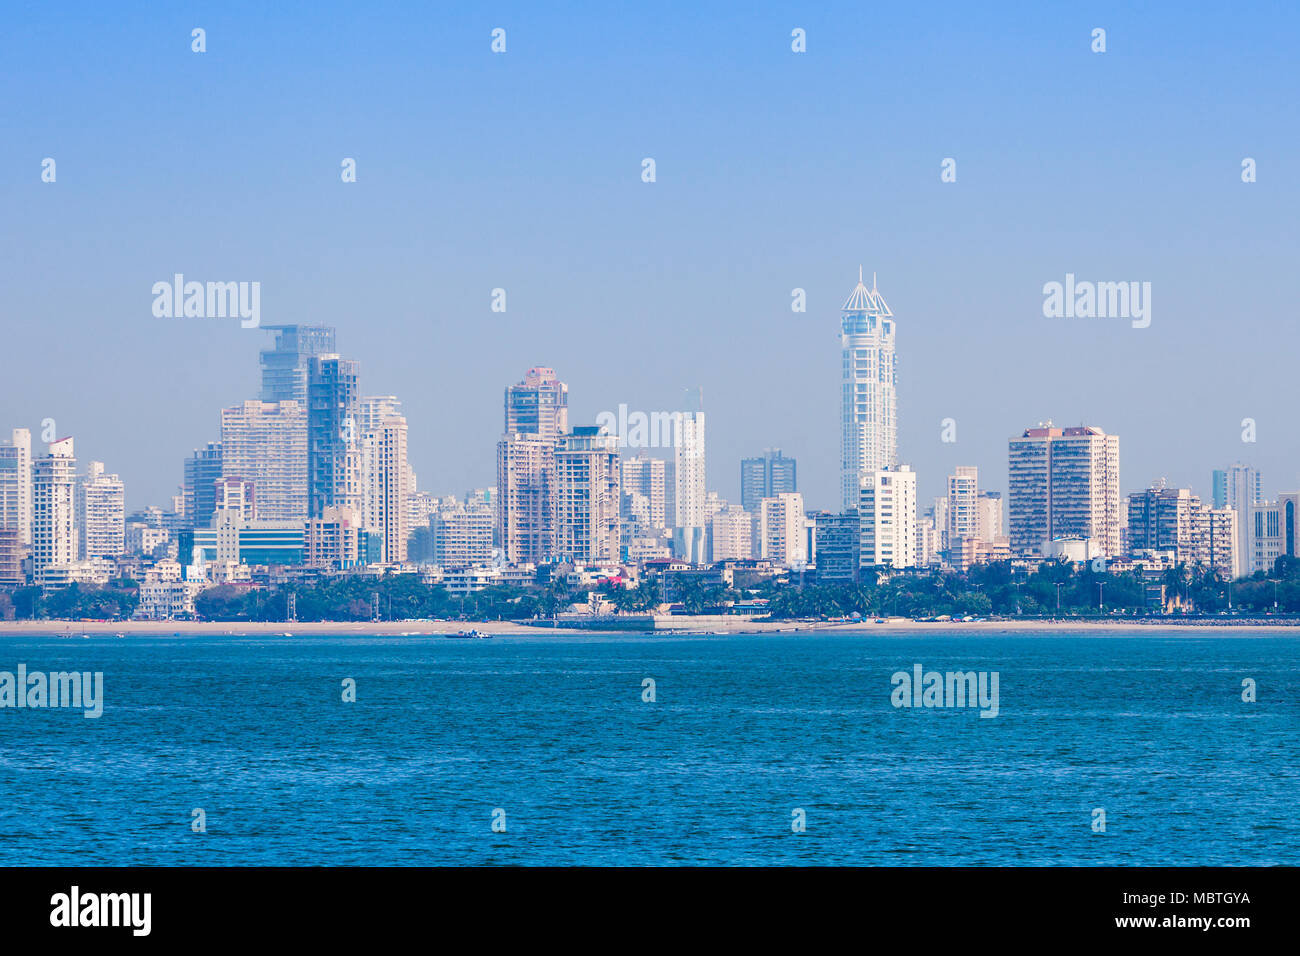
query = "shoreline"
(0, 618, 1296, 637)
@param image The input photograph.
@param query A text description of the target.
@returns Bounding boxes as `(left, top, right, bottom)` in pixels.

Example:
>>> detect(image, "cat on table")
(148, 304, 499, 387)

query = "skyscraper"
(32, 437, 78, 575)
(1008, 424, 1121, 556)
(946, 466, 979, 544)
(221, 400, 308, 521)
(673, 410, 706, 562)
(307, 355, 361, 519)
(504, 367, 568, 439)
(740, 449, 797, 513)
(362, 416, 409, 563)
(260, 325, 337, 404)
(497, 434, 556, 564)
(182, 441, 223, 529)
(859, 465, 917, 569)
(496, 367, 569, 565)
(1212, 463, 1263, 580)
(77, 461, 125, 561)
(840, 269, 897, 510)
(0, 428, 32, 545)
(622, 454, 667, 531)
(554, 426, 621, 564)
(755, 492, 807, 568)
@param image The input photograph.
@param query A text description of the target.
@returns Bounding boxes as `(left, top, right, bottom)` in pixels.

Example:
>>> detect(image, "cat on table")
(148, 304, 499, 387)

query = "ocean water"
(0, 630, 1297, 866)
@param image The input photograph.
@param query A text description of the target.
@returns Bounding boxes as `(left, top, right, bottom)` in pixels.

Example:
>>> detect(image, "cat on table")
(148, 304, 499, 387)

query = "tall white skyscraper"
(673, 410, 706, 562)
(0, 428, 32, 545)
(78, 461, 125, 560)
(32, 437, 78, 574)
(840, 269, 898, 510)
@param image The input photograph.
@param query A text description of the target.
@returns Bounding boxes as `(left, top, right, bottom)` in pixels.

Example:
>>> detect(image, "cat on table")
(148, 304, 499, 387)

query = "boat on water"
(448, 629, 491, 639)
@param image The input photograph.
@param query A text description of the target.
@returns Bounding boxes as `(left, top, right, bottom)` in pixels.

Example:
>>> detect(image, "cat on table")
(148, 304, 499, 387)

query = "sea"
(1, 630, 1296, 866)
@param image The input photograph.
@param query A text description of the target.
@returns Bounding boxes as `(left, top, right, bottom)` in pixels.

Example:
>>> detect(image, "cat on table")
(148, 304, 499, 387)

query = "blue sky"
(2, 1, 1297, 511)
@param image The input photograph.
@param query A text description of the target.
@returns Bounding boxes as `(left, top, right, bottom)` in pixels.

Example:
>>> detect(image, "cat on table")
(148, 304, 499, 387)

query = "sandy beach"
(0, 617, 1295, 637)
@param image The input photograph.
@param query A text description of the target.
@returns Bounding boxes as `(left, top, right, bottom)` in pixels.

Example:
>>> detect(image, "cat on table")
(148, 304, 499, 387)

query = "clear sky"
(2, 1, 1297, 512)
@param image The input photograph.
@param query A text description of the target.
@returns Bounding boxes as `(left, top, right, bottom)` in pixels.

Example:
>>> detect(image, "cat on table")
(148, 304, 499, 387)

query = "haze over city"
(3, 1, 1298, 513)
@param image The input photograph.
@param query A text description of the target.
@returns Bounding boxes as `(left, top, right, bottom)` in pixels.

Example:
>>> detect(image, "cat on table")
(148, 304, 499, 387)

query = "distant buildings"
(430, 500, 494, 569)
(840, 270, 897, 510)
(260, 325, 336, 405)
(1008, 423, 1121, 557)
(672, 410, 706, 562)
(740, 449, 797, 513)
(0, 428, 32, 545)
(505, 367, 568, 438)
(946, 466, 979, 544)
(622, 454, 668, 533)
(496, 368, 569, 565)
(809, 510, 860, 582)
(77, 462, 125, 560)
(709, 505, 753, 561)
(554, 427, 621, 564)
(859, 465, 917, 569)
(1127, 482, 1238, 578)
(307, 355, 362, 519)
(32, 437, 78, 578)
(1213, 463, 1263, 579)
(182, 441, 223, 529)
(221, 400, 308, 522)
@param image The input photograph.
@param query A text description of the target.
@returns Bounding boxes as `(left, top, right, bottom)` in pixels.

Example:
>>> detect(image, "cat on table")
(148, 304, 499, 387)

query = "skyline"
(3, 2, 1299, 512)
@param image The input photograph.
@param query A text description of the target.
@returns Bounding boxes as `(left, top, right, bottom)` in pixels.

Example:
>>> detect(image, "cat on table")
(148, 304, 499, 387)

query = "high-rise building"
(859, 465, 917, 569)
(182, 441, 223, 529)
(308, 355, 361, 519)
(496, 367, 568, 565)
(0, 428, 33, 546)
(755, 492, 807, 568)
(497, 434, 556, 564)
(976, 492, 1003, 542)
(740, 449, 797, 513)
(32, 437, 78, 576)
(946, 466, 979, 545)
(710, 505, 753, 562)
(77, 461, 125, 560)
(840, 269, 897, 510)
(221, 400, 308, 521)
(673, 411, 706, 562)
(305, 506, 364, 570)
(505, 367, 568, 439)
(1249, 502, 1283, 574)
(214, 476, 257, 521)
(260, 325, 337, 404)
(1008, 424, 1121, 556)
(431, 501, 494, 569)
(1212, 463, 1263, 581)
(622, 454, 667, 531)
(362, 416, 409, 563)
(1127, 482, 1239, 578)
(554, 426, 621, 564)
(810, 510, 861, 582)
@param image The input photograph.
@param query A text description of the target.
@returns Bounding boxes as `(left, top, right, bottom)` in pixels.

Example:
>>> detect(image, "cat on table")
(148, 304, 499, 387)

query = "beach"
(0, 617, 1295, 636)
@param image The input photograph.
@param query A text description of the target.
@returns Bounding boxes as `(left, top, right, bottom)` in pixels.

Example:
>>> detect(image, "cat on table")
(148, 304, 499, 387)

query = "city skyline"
(3, 4, 1297, 513)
